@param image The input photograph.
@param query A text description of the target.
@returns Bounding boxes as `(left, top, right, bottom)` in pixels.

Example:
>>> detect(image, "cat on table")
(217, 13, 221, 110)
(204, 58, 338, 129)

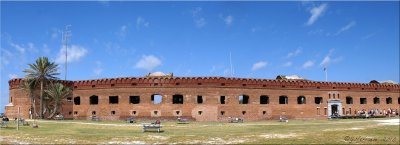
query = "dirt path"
(34, 120, 142, 127)
(372, 118, 399, 125)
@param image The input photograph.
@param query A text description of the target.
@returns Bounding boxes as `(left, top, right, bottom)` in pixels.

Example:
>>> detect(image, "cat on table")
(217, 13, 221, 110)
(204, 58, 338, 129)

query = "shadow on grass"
(143, 130, 165, 133)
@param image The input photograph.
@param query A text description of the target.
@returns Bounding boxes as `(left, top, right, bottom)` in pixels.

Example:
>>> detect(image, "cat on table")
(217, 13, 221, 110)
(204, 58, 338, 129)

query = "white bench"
(142, 124, 162, 133)
(90, 116, 100, 121)
(54, 115, 64, 120)
(279, 116, 289, 122)
(229, 117, 244, 123)
(177, 118, 189, 124)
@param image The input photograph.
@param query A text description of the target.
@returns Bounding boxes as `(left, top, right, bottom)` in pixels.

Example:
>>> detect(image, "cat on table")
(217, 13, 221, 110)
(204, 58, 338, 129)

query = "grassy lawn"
(1, 117, 399, 144)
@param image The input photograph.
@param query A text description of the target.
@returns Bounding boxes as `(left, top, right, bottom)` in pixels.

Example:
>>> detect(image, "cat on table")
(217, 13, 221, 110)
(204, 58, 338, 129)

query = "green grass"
(1, 118, 399, 144)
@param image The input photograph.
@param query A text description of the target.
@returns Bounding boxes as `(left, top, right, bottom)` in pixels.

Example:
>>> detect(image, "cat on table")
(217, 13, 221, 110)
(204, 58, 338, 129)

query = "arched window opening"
(297, 96, 306, 104)
(279, 96, 288, 104)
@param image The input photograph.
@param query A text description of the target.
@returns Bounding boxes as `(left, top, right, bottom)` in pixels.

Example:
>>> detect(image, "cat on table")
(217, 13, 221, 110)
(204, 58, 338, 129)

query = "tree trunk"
(40, 81, 43, 119)
(31, 96, 39, 118)
(30, 93, 34, 119)
(47, 103, 58, 119)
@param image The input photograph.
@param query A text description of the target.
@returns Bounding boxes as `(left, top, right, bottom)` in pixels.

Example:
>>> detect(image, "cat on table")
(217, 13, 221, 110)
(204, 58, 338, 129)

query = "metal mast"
(62, 25, 71, 80)
(324, 67, 328, 82)
(230, 52, 234, 77)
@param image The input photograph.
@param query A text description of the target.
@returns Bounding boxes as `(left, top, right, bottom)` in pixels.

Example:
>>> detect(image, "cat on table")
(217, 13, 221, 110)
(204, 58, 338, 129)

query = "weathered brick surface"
(5, 77, 400, 121)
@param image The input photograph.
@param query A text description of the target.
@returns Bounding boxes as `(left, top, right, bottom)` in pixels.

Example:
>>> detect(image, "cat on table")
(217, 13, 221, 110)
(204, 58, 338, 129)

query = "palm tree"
(23, 57, 59, 118)
(20, 78, 38, 118)
(44, 83, 71, 119)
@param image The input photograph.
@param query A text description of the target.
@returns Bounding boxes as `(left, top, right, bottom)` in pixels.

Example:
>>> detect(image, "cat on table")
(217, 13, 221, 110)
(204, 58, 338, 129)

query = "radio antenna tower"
(229, 52, 234, 77)
(62, 25, 71, 80)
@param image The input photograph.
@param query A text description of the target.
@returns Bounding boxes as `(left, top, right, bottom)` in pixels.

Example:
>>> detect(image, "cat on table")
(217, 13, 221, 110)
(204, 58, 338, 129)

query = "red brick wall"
(5, 77, 400, 121)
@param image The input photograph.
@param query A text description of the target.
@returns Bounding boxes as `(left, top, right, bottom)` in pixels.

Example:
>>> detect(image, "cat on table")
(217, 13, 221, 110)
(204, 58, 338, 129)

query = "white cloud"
(51, 28, 62, 39)
(306, 3, 328, 26)
(283, 61, 292, 67)
(93, 61, 103, 76)
(135, 55, 162, 71)
(361, 33, 375, 40)
(302, 60, 315, 69)
(192, 7, 202, 17)
(98, 0, 109, 6)
(286, 48, 302, 58)
(8, 74, 18, 79)
(335, 21, 356, 35)
(0, 49, 13, 68)
(320, 49, 341, 67)
(320, 55, 331, 67)
(117, 25, 128, 38)
(192, 7, 206, 28)
(10, 42, 25, 54)
(251, 61, 268, 71)
(210, 65, 217, 73)
(27, 42, 38, 53)
(224, 15, 234, 26)
(9, 42, 38, 54)
(195, 18, 206, 28)
(136, 17, 150, 30)
(223, 69, 231, 76)
(55, 45, 88, 64)
(42, 44, 51, 54)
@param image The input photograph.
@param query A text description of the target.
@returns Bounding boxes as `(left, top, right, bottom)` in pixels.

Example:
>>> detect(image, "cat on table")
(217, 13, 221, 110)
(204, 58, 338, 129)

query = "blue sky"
(1, 1, 399, 112)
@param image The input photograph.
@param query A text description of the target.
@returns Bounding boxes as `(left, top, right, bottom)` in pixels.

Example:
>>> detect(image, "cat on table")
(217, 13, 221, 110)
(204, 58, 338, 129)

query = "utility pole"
(230, 52, 234, 77)
(62, 25, 71, 80)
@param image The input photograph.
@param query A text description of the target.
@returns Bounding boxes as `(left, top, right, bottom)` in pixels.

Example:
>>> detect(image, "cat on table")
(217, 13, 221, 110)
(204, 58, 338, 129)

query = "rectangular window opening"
(315, 97, 323, 104)
(373, 97, 380, 104)
(172, 94, 184, 104)
(386, 97, 392, 104)
(239, 95, 249, 104)
(129, 96, 140, 104)
(197, 96, 203, 104)
(220, 96, 226, 104)
(346, 97, 353, 104)
(260, 95, 269, 104)
(90, 95, 99, 105)
(109, 96, 119, 104)
(74, 97, 81, 105)
(151, 94, 162, 104)
(360, 98, 367, 104)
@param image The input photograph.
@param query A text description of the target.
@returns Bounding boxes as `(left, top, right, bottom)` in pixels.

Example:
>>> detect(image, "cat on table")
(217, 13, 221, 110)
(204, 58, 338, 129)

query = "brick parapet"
(8, 77, 400, 92)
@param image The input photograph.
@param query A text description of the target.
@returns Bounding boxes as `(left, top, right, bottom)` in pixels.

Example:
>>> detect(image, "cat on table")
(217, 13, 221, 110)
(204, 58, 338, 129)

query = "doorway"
(331, 104, 338, 116)
(327, 99, 342, 117)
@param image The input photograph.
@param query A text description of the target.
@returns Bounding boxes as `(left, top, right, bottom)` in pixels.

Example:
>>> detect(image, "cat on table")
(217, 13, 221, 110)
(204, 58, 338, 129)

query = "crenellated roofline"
(8, 77, 400, 92)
